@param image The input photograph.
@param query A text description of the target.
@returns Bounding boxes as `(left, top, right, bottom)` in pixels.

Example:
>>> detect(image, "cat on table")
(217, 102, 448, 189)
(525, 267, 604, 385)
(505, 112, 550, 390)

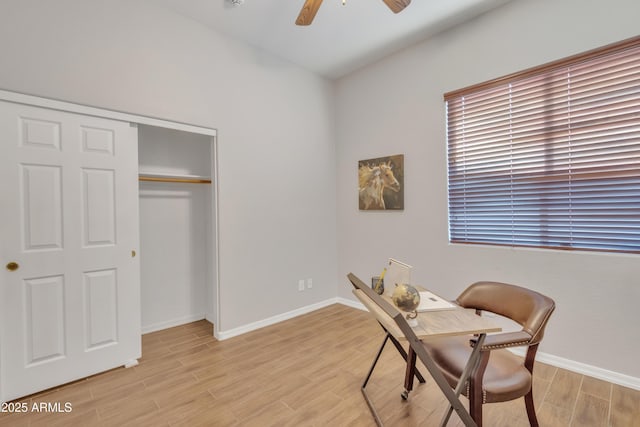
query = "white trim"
(215, 298, 340, 340)
(336, 296, 366, 311)
(210, 135, 221, 339)
(0, 89, 217, 136)
(510, 347, 640, 391)
(141, 314, 206, 334)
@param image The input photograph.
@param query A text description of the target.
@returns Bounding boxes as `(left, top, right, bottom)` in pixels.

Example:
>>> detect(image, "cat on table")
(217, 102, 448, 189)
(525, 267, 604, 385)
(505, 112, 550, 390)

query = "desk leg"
(439, 333, 487, 427)
(388, 334, 426, 385)
(361, 330, 429, 426)
(362, 333, 390, 390)
(361, 333, 392, 427)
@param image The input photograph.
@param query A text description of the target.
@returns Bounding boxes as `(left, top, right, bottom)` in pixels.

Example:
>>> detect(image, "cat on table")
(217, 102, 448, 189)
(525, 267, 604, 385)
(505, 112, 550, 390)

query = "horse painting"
(358, 155, 403, 210)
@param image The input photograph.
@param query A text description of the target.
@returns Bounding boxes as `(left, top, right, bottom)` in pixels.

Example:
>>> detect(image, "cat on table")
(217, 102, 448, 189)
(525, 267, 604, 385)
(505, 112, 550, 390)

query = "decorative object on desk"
(372, 265, 388, 295)
(391, 283, 420, 327)
(371, 274, 385, 295)
(384, 258, 411, 296)
(358, 154, 404, 210)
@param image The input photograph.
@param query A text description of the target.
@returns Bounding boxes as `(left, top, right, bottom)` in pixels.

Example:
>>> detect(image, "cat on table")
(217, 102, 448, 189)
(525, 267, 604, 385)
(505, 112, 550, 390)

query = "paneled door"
(0, 101, 141, 401)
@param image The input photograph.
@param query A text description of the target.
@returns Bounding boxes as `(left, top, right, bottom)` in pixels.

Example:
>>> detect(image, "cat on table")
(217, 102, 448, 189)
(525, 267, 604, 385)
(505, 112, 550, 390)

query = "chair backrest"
(456, 281, 555, 345)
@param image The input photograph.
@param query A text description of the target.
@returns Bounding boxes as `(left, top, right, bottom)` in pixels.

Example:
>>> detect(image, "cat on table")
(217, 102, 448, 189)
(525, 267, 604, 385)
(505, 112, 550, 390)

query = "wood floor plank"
(571, 392, 609, 427)
(146, 391, 217, 425)
(537, 401, 573, 426)
(580, 375, 611, 400)
(279, 390, 345, 427)
(610, 384, 640, 427)
(231, 400, 295, 427)
(532, 360, 557, 381)
(544, 368, 582, 410)
(530, 376, 552, 411)
(1, 304, 638, 427)
(97, 398, 159, 425)
(34, 409, 100, 427)
(87, 366, 142, 398)
(312, 397, 372, 427)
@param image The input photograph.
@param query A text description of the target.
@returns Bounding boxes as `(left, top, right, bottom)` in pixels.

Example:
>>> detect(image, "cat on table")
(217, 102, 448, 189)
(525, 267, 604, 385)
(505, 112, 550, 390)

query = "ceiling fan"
(296, 0, 412, 26)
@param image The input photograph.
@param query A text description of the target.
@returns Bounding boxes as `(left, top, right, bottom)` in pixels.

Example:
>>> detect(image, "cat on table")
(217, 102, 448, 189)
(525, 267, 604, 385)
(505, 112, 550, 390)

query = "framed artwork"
(358, 154, 404, 210)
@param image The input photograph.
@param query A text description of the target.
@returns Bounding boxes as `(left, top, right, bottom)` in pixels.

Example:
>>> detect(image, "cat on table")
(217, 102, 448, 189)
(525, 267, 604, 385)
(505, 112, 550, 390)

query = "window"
(445, 37, 640, 254)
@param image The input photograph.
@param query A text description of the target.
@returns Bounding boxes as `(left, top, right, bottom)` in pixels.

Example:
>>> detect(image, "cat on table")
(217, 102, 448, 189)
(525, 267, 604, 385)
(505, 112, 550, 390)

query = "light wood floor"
(1, 304, 638, 426)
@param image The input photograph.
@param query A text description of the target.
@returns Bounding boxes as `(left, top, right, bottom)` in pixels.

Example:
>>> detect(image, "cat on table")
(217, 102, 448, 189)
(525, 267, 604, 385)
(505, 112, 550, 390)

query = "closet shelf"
(138, 172, 212, 184)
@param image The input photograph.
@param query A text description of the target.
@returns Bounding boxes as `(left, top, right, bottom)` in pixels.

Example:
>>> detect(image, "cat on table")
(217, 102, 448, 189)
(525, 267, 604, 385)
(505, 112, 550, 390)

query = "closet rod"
(138, 176, 212, 184)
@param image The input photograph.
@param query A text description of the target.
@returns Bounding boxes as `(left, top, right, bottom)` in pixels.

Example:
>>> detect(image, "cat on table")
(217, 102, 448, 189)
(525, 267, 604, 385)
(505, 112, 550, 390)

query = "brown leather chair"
(421, 281, 555, 427)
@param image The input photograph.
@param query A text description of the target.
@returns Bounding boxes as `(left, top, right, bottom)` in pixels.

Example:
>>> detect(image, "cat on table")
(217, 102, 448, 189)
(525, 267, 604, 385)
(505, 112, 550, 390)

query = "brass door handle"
(131, 250, 136, 258)
(6, 262, 19, 271)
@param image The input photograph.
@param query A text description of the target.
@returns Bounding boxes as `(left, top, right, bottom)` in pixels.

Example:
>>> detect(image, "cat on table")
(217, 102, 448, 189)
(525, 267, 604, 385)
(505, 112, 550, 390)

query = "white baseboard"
(336, 296, 366, 311)
(213, 297, 640, 391)
(509, 348, 639, 390)
(141, 313, 206, 334)
(215, 298, 340, 340)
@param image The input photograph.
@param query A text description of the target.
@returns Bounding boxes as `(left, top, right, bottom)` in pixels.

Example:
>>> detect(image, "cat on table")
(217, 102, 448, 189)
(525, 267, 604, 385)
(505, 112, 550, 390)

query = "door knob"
(131, 250, 136, 258)
(6, 262, 19, 271)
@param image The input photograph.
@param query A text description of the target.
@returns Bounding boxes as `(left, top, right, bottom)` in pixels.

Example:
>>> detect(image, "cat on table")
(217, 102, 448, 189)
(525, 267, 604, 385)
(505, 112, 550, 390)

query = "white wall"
(335, 0, 640, 381)
(139, 182, 210, 331)
(0, 0, 337, 333)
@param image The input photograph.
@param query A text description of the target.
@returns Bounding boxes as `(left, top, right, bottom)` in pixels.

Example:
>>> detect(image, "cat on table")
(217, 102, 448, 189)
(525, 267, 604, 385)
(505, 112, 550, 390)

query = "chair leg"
(468, 391, 483, 427)
(524, 344, 540, 427)
(524, 390, 539, 427)
(402, 347, 417, 399)
(468, 351, 490, 427)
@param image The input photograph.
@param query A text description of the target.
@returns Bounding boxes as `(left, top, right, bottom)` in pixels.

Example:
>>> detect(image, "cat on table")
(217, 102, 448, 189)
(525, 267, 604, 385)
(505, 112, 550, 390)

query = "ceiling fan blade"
(381, 0, 411, 14)
(296, 0, 323, 26)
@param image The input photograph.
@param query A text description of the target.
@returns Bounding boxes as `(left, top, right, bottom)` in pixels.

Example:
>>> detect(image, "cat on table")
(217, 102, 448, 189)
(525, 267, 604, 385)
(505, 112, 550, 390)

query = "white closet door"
(0, 101, 140, 401)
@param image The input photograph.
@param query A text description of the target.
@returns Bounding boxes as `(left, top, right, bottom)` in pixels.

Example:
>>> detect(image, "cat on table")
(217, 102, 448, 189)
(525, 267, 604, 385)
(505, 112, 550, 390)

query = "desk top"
(353, 289, 501, 341)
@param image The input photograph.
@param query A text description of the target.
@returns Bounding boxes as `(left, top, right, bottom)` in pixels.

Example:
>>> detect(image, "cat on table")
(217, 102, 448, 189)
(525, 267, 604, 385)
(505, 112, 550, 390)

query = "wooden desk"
(353, 288, 501, 427)
(354, 289, 501, 340)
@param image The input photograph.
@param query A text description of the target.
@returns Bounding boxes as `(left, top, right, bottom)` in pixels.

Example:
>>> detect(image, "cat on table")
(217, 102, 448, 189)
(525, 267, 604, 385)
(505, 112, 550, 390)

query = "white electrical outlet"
(298, 279, 305, 291)
(307, 278, 313, 289)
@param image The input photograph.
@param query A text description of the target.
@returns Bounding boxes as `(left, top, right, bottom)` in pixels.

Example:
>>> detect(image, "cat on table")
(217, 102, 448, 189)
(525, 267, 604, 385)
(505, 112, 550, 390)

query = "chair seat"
(422, 336, 532, 403)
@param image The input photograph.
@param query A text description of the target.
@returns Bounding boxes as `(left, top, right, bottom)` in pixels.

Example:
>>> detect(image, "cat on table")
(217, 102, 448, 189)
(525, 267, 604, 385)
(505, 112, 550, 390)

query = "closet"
(138, 125, 217, 333)
(0, 90, 218, 402)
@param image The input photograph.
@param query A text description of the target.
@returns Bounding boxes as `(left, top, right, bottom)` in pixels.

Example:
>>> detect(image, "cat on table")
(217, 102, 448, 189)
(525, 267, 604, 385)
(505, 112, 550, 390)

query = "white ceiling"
(156, 0, 513, 79)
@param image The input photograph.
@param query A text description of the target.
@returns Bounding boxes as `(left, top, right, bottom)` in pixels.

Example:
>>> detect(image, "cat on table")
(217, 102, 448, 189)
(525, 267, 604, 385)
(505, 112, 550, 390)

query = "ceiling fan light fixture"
(296, 0, 410, 26)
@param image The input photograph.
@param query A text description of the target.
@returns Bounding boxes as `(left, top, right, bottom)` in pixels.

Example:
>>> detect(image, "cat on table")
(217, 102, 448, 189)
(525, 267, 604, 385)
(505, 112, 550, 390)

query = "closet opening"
(137, 124, 218, 335)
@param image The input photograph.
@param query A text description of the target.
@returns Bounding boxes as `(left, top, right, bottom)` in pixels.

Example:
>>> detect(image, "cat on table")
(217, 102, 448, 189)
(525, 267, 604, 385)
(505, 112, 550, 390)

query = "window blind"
(445, 37, 640, 253)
